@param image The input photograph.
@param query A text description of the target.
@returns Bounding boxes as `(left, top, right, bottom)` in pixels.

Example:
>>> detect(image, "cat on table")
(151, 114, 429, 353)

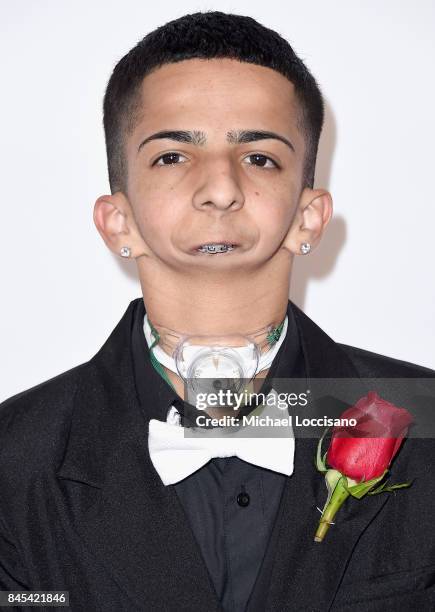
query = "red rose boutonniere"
(314, 391, 413, 542)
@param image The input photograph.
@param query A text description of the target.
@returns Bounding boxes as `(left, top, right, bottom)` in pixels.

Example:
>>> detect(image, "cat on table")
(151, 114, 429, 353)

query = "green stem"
(315, 477, 350, 543)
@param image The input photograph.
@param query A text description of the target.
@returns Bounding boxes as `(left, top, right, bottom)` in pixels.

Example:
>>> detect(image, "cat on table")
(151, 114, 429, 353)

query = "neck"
(137, 251, 293, 336)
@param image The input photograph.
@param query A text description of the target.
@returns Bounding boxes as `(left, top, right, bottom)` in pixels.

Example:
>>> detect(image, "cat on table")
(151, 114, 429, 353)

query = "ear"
(93, 192, 151, 259)
(282, 188, 333, 255)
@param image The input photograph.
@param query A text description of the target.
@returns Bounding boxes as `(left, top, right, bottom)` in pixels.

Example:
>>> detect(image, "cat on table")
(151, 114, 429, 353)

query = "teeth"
(197, 243, 235, 254)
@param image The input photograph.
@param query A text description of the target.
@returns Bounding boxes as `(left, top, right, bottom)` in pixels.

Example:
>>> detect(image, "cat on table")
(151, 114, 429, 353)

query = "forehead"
(131, 58, 302, 146)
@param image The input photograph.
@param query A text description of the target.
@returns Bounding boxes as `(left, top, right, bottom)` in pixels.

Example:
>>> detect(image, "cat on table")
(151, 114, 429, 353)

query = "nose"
(192, 160, 245, 213)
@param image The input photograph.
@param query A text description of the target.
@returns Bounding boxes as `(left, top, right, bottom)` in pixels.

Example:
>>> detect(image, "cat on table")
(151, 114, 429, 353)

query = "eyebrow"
(137, 129, 295, 153)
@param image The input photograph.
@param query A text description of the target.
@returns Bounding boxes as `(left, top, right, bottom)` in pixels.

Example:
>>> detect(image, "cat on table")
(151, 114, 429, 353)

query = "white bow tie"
(148, 389, 295, 486)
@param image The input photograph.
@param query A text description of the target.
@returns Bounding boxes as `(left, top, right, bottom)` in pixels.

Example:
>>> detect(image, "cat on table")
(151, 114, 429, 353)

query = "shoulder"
(0, 362, 91, 480)
(0, 362, 87, 424)
(337, 343, 435, 378)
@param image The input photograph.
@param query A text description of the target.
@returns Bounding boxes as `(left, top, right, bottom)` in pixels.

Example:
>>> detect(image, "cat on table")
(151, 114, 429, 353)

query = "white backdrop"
(1, 0, 434, 402)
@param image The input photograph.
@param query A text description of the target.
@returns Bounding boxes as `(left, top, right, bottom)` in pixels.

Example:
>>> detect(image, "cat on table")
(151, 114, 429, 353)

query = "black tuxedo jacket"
(1, 298, 434, 611)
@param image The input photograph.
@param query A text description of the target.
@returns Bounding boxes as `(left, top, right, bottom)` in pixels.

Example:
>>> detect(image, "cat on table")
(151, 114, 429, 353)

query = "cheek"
(133, 179, 187, 226)
(251, 192, 296, 242)
(131, 192, 173, 242)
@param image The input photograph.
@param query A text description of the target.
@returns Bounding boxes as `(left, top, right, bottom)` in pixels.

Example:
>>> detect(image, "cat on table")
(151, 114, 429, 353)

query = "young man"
(1, 11, 434, 612)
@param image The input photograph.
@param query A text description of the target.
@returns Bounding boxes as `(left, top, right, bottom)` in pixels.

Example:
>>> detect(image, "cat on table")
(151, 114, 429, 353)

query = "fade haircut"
(103, 11, 324, 194)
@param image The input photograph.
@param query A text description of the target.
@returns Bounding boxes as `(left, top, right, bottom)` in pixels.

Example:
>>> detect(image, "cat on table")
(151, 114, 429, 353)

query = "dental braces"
(197, 244, 235, 253)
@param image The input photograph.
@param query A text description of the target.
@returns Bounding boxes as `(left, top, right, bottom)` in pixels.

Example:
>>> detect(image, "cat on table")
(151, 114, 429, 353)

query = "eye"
(244, 154, 279, 169)
(152, 152, 188, 166)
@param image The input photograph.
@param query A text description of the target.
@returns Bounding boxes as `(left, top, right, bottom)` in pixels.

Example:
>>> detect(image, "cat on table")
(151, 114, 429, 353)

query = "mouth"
(192, 242, 239, 255)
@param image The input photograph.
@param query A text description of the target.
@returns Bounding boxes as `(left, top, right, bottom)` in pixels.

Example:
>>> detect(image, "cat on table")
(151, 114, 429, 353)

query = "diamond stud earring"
(120, 246, 131, 258)
(300, 242, 311, 255)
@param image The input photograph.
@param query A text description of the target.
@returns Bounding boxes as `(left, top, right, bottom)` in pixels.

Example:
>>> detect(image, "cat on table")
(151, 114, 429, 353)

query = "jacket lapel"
(248, 302, 392, 612)
(56, 300, 221, 610)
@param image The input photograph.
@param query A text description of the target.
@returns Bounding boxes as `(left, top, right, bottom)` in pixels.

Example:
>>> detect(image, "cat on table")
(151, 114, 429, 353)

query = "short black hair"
(103, 11, 324, 194)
